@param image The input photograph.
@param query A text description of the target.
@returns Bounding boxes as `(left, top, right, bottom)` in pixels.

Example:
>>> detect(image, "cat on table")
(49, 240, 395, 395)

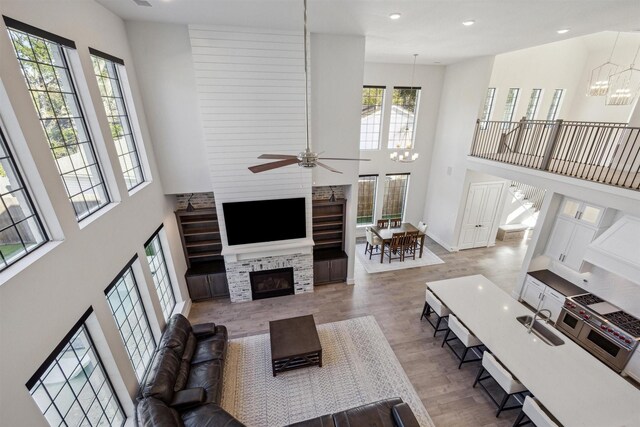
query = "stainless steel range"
(557, 293, 640, 372)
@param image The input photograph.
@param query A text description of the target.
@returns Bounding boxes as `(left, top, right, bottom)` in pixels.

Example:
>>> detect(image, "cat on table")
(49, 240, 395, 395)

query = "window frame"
(502, 88, 520, 124)
(144, 225, 177, 322)
(382, 173, 410, 222)
(547, 89, 565, 121)
(25, 307, 126, 427)
(89, 48, 146, 192)
(0, 124, 49, 271)
(104, 256, 156, 382)
(360, 86, 386, 150)
(525, 88, 542, 120)
(480, 87, 497, 128)
(5, 17, 113, 222)
(388, 86, 421, 149)
(356, 175, 378, 227)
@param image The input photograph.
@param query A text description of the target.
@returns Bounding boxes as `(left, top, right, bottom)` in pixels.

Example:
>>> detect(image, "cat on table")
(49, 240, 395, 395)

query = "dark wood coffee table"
(269, 314, 322, 376)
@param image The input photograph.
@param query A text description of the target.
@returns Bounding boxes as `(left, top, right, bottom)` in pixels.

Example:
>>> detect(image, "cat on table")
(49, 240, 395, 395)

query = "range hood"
(584, 215, 640, 285)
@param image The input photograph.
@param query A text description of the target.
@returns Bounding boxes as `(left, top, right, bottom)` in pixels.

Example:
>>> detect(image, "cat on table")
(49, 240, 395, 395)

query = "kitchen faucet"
(528, 308, 552, 334)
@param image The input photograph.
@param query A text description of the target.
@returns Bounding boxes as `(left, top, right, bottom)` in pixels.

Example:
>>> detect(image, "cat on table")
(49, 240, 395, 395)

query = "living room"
(1, 1, 640, 427)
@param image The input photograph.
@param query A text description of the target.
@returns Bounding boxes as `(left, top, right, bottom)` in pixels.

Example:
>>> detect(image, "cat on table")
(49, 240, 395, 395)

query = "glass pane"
(581, 205, 601, 224)
(382, 174, 409, 221)
(561, 200, 581, 218)
(502, 88, 520, 124)
(388, 88, 420, 149)
(144, 232, 176, 321)
(7, 27, 110, 221)
(360, 87, 385, 150)
(357, 176, 377, 225)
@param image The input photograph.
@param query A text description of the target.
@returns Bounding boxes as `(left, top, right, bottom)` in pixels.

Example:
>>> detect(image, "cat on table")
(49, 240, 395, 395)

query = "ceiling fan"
(249, 0, 369, 175)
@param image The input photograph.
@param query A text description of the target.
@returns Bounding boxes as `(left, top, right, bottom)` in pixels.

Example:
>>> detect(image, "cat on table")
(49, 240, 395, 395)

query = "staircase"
(503, 180, 546, 230)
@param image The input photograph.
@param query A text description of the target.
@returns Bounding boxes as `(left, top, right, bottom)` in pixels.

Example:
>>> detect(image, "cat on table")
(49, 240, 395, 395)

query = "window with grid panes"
(525, 89, 542, 120)
(382, 174, 409, 221)
(6, 19, 110, 221)
(357, 175, 377, 225)
(145, 228, 176, 321)
(360, 86, 385, 150)
(388, 87, 420, 149)
(480, 88, 496, 128)
(105, 259, 155, 381)
(90, 51, 145, 191)
(26, 309, 125, 427)
(547, 89, 565, 120)
(502, 88, 520, 124)
(0, 126, 48, 270)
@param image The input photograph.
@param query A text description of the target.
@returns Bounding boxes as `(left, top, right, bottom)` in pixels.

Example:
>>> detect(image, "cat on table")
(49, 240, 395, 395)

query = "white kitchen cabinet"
(623, 346, 640, 383)
(520, 275, 566, 323)
(546, 200, 610, 272)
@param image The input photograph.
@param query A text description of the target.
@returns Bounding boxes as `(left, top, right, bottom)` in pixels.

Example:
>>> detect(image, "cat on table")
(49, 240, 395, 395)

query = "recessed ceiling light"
(557, 28, 570, 34)
(462, 20, 475, 26)
(389, 13, 401, 20)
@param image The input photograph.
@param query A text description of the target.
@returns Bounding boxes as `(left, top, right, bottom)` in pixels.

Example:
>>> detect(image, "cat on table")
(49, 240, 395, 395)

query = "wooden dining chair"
(377, 219, 389, 228)
(403, 231, 420, 260)
(384, 232, 405, 263)
(390, 218, 402, 228)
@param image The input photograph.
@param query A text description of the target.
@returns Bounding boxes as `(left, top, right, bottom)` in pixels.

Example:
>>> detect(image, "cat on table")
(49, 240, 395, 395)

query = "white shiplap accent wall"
(188, 25, 313, 250)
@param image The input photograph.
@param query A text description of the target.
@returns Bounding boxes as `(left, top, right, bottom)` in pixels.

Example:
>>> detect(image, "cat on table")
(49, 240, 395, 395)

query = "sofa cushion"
(186, 359, 224, 404)
(136, 397, 184, 427)
(182, 403, 246, 427)
(391, 402, 420, 427)
(142, 348, 182, 403)
(159, 314, 193, 357)
(174, 334, 198, 391)
(191, 336, 226, 365)
(332, 398, 403, 427)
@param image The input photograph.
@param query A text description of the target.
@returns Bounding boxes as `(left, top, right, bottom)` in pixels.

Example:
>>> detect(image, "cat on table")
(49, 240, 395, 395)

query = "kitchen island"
(428, 275, 640, 427)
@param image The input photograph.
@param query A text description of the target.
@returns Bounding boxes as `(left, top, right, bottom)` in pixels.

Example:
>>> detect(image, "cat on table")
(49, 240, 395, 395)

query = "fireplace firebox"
(249, 267, 295, 300)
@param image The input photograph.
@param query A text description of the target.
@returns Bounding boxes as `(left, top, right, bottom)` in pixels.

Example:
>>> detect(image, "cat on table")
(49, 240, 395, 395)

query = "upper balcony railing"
(470, 117, 640, 191)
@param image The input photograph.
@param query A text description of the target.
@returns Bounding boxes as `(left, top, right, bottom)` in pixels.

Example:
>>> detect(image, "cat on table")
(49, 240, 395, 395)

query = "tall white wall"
(0, 1, 188, 425)
(311, 33, 365, 283)
(489, 38, 588, 122)
(423, 57, 495, 250)
(126, 22, 211, 194)
(358, 63, 445, 234)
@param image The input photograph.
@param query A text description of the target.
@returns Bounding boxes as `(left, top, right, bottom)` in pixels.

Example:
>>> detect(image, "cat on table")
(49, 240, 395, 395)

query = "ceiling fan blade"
(249, 158, 299, 173)
(258, 154, 298, 160)
(317, 162, 343, 174)
(318, 157, 371, 161)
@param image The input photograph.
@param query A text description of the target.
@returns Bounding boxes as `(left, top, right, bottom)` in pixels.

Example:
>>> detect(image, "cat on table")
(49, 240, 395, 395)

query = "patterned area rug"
(355, 243, 444, 273)
(221, 316, 435, 427)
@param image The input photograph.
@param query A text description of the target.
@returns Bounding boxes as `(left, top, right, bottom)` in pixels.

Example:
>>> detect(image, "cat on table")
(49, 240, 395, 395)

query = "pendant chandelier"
(390, 54, 420, 163)
(605, 44, 640, 106)
(587, 33, 620, 96)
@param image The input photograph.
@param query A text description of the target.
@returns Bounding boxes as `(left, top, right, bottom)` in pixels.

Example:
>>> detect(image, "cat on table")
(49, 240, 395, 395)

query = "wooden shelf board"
(182, 219, 218, 225)
(183, 230, 219, 236)
(313, 221, 342, 227)
(186, 241, 221, 248)
(313, 230, 343, 236)
(314, 240, 342, 245)
(312, 214, 343, 219)
(189, 252, 221, 259)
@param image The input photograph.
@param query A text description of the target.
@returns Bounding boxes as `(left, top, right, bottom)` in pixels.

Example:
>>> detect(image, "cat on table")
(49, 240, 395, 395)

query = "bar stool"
(420, 288, 451, 336)
(441, 314, 484, 368)
(473, 352, 529, 417)
(513, 396, 560, 427)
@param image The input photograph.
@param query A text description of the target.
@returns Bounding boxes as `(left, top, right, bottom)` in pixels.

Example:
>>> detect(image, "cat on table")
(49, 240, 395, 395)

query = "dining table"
(370, 222, 426, 263)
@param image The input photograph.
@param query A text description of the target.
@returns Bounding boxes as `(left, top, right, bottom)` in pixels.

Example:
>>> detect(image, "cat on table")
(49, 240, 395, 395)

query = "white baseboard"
(175, 299, 192, 317)
(427, 231, 458, 252)
(346, 277, 355, 285)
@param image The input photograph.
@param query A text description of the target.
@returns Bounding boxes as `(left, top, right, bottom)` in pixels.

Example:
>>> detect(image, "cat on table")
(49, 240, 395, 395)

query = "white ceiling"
(95, 0, 640, 64)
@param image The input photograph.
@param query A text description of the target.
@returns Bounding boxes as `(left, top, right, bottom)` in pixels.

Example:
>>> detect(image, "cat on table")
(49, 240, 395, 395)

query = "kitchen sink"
(516, 315, 565, 346)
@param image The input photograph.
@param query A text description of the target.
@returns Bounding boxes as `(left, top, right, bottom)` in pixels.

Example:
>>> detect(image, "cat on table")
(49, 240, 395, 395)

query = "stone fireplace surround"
(224, 251, 313, 303)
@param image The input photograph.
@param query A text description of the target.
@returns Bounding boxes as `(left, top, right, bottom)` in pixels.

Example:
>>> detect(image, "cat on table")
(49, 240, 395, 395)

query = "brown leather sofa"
(286, 398, 421, 427)
(135, 314, 245, 427)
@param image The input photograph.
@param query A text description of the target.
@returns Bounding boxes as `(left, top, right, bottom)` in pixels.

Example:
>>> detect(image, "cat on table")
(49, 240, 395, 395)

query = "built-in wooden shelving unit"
(312, 199, 347, 285)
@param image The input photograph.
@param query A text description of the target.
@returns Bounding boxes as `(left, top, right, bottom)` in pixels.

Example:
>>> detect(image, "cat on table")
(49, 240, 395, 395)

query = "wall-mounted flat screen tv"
(223, 197, 306, 245)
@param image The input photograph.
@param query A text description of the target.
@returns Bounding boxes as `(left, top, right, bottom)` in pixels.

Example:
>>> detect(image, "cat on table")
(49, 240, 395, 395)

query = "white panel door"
(474, 183, 503, 247)
(563, 224, 597, 271)
(459, 185, 486, 249)
(546, 217, 574, 262)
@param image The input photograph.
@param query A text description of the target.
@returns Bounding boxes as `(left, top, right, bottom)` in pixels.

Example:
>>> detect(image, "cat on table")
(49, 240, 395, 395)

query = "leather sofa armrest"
(169, 387, 206, 411)
(192, 322, 217, 338)
(392, 403, 420, 427)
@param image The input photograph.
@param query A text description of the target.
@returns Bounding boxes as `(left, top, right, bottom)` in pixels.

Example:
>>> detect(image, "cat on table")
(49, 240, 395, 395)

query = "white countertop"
(428, 275, 640, 427)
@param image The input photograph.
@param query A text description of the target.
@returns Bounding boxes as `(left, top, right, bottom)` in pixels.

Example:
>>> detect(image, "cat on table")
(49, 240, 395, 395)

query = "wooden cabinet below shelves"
(185, 260, 229, 301)
(313, 249, 347, 285)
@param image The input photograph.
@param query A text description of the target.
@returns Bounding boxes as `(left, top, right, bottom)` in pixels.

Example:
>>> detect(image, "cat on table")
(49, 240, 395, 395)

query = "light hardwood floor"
(189, 237, 530, 427)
